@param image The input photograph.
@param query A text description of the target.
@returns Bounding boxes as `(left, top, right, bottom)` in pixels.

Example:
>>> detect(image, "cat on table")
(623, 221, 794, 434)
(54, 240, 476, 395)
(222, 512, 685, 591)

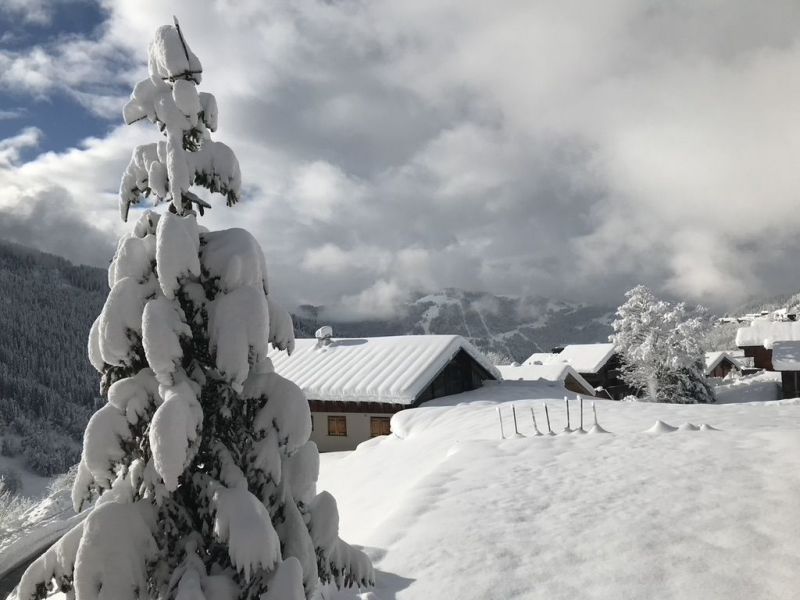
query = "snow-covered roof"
(771, 341, 800, 371)
(268, 335, 500, 405)
(704, 351, 742, 376)
(523, 352, 558, 365)
(496, 363, 594, 395)
(735, 319, 800, 350)
(524, 343, 615, 374)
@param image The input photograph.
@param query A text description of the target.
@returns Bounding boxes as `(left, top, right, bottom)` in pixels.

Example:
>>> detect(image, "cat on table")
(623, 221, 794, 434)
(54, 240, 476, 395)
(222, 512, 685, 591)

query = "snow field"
(319, 383, 800, 600)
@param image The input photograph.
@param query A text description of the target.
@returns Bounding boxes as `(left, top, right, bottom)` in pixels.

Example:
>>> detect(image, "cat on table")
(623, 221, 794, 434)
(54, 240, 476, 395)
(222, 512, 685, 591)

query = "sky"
(2, 0, 800, 317)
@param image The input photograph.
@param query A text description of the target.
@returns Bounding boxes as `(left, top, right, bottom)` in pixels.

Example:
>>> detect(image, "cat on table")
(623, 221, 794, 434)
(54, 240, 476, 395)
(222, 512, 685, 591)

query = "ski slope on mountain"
(319, 382, 800, 600)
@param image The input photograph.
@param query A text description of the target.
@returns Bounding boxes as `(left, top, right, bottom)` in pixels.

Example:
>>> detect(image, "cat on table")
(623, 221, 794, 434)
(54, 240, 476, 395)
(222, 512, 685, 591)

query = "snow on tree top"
(523, 343, 616, 374)
(496, 363, 594, 395)
(148, 21, 202, 82)
(771, 340, 800, 371)
(735, 318, 800, 349)
(267, 335, 500, 405)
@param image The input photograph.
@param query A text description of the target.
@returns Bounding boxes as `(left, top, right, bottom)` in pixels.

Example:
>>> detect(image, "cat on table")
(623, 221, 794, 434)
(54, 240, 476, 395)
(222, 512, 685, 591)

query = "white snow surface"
(735, 318, 800, 349)
(208, 286, 270, 393)
(201, 228, 268, 294)
(771, 340, 800, 371)
(319, 381, 800, 600)
(496, 363, 594, 395)
(267, 335, 500, 405)
(155, 213, 200, 299)
(523, 343, 616, 374)
(149, 380, 202, 492)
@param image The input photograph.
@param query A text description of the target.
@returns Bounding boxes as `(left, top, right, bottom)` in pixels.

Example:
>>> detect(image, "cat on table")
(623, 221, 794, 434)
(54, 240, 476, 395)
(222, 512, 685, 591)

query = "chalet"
(268, 328, 499, 451)
(523, 343, 629, 399)
(496, 363, 595, 396)
(704, 351, 742, 379)
(770, 340, 800, 399)
(735, 319, 800, 371)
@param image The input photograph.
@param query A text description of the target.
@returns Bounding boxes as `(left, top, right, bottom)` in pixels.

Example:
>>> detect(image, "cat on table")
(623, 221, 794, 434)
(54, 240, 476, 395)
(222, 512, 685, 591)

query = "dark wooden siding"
(743, 346, 773, 371)
(413, 349, 495, 406)
(781, 371, 800, 399)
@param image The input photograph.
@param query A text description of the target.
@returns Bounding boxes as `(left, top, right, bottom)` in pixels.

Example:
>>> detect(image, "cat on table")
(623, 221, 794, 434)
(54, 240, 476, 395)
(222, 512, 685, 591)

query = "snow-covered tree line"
(611, 285, 715, 404)
(17, 21, 372, 600)
(0, 240, 105, 475)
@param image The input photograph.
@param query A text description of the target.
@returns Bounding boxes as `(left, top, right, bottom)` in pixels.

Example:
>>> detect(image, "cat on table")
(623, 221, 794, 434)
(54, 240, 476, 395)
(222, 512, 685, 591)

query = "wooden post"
(497, 406, 505, 439)
(592, 401, 598, 426)
(580, 397, 584, 431)
(544, 404, 553, 435)
(530, 407, 541, 435)
(564, 396, 571, 432)
(512, 405, 521, 437)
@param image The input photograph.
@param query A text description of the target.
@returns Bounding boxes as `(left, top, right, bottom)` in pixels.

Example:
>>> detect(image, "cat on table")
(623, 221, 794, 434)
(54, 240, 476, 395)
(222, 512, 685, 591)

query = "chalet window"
(328, 415, 347, 437)
(370, 416, 391, 437)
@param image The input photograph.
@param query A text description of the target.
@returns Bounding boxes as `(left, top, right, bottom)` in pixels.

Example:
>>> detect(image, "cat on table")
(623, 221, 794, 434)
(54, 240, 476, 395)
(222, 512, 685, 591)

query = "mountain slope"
(0, 240, 106, 475)
(295, 289, 615, 362)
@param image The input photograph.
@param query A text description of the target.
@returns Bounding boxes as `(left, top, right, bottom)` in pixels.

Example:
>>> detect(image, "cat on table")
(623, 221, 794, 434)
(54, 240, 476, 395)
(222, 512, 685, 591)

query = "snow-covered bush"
(611, 285, 715, 404)
(0, 476, 34, 534)
(16, 20, 372, 600)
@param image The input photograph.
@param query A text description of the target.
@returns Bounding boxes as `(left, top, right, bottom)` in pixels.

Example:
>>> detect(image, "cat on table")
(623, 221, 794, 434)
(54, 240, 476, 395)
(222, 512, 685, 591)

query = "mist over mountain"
(294, 289, 616, 363)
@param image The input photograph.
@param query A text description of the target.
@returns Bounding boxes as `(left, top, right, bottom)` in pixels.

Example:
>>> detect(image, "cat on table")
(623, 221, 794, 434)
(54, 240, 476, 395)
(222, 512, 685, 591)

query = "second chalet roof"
(735, 319, 800, 349)
(704, 351, 742, 375)
(267, 335, 500, 405)
(496, 363, 595, 396)
(524, 343, 616, 374)
(771, 340, 800, 371)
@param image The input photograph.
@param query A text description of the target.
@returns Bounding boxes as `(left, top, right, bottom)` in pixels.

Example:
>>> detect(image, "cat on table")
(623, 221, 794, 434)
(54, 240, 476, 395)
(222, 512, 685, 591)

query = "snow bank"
(318, 382, 800, 600)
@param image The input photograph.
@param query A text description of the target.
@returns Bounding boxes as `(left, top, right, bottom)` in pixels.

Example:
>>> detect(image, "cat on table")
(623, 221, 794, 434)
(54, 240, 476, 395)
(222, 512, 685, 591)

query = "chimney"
(315, 325, 333, 347)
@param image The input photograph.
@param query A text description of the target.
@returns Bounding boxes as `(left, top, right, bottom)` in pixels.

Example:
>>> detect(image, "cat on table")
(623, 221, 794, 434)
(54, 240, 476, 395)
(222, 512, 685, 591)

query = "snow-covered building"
(522, 343, 629, 399)
(268, 330, 500, 451)
(496, 363, 595, 396)
(735, 319, 800, 371)
(769, 340, 800, 399)
(704, 351, 742, 379)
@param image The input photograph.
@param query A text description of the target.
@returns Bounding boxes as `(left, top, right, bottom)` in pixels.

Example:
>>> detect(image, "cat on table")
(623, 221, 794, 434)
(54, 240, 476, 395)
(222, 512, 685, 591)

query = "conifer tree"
(16, 20, 373, 600)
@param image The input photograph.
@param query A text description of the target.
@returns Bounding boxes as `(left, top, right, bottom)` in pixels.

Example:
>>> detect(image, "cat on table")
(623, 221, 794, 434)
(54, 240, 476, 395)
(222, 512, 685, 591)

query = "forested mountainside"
(294, 289, 616, 363)
(0, 240, 106, 475)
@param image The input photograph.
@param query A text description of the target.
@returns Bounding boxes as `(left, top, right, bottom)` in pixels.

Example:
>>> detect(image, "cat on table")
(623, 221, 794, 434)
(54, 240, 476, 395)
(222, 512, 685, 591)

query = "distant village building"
(770, 340, 800, 399)
(522, 343, 629, 399)
(496, 363, 595, 396)
(704, 351, 742, 379)
(735, 319, 800, 371)
(268, 329, 499, 451)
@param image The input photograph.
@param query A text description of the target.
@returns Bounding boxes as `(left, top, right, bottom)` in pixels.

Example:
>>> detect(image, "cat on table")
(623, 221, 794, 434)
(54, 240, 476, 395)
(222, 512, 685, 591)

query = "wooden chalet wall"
(781, 371, 800, 399)
(413, 349, 495, 406)
(742, 346, 773, 371)
(709, 359, 736, 379)
(581, 353, 631, 399)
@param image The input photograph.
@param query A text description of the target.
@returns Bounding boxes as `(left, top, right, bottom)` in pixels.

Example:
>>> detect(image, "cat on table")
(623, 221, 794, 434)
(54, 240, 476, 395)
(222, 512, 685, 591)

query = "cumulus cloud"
(3, 0, 800, 313)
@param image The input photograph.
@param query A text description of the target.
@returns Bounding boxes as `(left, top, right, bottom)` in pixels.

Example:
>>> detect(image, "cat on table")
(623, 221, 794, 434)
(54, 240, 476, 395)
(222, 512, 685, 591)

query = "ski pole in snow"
(512, 405, 522, 437)
(580, 397, 584, 431)
(497, 406, 505, 439)
(563, 396, 571, 433)
(530, 407, 542, 436)
(544, 403, 554, 435)
(592, 401, 598, 426)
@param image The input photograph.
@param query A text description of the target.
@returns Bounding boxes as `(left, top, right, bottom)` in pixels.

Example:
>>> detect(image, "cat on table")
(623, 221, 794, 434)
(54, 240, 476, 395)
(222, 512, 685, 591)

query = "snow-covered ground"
(319, 381, 800, 600)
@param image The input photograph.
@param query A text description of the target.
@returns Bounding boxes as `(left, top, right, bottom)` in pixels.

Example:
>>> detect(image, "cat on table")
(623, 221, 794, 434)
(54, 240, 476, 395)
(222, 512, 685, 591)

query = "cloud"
(3, 0, 800, 313)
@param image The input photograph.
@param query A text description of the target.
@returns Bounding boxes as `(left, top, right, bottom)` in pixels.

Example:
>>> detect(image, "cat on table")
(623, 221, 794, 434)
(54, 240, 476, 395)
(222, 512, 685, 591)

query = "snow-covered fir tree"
(611, 285, 715, 404)
(16, 20, 373, 600)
